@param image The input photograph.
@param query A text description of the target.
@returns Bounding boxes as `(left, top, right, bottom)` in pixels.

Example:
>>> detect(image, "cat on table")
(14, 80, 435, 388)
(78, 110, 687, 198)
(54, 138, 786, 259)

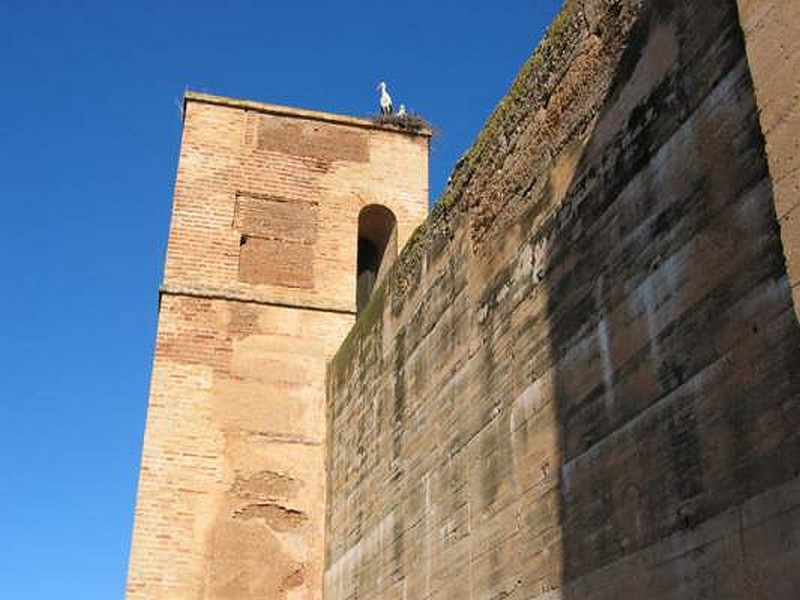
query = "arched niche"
(356, 204, 397, 314)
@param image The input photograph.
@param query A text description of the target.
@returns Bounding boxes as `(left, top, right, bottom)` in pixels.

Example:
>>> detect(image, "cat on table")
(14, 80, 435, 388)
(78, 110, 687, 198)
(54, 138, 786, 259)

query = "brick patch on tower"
(238, 236, 314, 288)
(234, 192, 319, 243)
(257, 117, 369, 163)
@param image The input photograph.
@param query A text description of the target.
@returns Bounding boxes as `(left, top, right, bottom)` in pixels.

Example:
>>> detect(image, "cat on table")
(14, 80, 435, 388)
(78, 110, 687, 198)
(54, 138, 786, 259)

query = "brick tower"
(127, 91, 429, 599)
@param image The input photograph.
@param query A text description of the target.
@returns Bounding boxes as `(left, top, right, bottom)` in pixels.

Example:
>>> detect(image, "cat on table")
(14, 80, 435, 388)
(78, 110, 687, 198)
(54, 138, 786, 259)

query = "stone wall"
(127, 95, 429, 599)
(325, 1, 800, 598)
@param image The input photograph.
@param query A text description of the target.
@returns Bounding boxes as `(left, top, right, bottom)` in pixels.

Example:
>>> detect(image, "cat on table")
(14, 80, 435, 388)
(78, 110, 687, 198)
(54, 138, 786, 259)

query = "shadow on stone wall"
(534, 1, 800, 597)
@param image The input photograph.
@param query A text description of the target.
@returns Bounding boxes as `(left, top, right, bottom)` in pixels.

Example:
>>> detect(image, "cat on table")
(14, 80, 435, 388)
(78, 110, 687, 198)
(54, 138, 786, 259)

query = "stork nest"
(371, 112, 433, 135)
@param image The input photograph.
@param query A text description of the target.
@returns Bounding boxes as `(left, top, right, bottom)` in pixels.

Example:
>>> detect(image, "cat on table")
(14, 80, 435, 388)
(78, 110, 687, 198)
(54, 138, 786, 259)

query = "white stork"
(377, 81, 393, 115)
(397, 104, 407, 116)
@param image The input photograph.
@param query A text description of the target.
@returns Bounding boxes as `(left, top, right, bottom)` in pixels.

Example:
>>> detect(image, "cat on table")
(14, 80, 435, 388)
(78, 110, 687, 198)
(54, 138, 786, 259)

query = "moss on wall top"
(330, 0, 587, 383)
(389, 0, 586, 307)
(329, 282, 386, 385)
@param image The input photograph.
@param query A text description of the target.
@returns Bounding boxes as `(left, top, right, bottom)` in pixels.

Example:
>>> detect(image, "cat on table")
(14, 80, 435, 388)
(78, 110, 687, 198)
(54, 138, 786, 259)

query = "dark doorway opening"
(356, 205, 397, 314)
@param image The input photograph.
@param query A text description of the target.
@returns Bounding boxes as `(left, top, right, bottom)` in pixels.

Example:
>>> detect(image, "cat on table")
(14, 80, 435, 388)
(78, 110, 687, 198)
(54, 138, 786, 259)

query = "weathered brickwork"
(127, 96, 429, 598)
(160, 94, 428, 313)
(327, 2, 800, 599)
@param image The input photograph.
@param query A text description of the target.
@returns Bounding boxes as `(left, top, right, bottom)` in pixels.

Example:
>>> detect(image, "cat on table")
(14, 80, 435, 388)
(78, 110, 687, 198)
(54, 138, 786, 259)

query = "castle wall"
(127, 95, 428, 599)
(326, 1, 800, 598)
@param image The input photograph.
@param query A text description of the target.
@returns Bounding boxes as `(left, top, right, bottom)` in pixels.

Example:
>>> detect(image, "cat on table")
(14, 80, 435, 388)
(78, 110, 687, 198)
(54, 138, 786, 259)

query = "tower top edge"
(184, 90, 433, 138)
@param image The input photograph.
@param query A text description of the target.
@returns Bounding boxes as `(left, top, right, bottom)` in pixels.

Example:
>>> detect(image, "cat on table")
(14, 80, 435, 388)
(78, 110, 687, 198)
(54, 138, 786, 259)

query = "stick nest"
(371, 113, 433, 135)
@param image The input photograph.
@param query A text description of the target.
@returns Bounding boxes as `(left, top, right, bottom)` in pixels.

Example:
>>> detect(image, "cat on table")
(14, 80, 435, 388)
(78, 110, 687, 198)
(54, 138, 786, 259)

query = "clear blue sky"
(0, 1, 561, 597)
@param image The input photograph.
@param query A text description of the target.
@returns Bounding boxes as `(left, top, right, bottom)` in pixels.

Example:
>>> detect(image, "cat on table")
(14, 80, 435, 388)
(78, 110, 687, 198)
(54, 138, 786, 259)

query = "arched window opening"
(357, 205, 397, 314)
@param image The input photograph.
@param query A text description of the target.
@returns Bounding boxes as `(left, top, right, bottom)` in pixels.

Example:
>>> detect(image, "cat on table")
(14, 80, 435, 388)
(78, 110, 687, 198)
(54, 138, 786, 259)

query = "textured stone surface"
(326, 1, 800, 599)
(738, 0, 800, 319)
(126, 97, 429, 599)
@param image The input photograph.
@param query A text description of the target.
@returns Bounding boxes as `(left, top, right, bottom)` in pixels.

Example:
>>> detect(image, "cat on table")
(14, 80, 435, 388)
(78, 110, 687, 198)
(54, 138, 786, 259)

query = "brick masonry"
(326, 1, 800, 599)
(126, 96, 429, 599)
